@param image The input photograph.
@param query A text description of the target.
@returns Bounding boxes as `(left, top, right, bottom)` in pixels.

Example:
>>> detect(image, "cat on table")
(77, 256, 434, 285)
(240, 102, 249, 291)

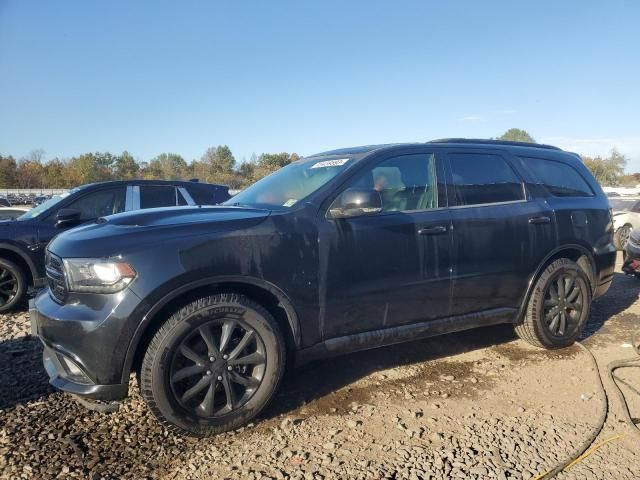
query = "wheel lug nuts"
(209, 356, 215, 362)
(205, 370, 212, 375)
(217, 375, 223, 381)
(227, 366, 233, 371)
(223, 354, 228, 360)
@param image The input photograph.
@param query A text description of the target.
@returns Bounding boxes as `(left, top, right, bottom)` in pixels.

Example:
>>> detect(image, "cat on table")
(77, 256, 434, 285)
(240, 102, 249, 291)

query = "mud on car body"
(31, 139, 616, 436)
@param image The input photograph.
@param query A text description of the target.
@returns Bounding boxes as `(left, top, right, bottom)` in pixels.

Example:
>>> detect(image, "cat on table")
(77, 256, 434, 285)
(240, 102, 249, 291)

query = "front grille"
(45, 251, 67, 303)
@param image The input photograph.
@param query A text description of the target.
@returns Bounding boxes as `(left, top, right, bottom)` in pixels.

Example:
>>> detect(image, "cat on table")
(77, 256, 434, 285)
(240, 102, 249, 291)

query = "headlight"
(63, 258, 136, 293)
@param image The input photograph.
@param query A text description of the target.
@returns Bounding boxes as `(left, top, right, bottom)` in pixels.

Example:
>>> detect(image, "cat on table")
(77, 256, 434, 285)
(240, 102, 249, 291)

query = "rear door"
(444, 149, 556, 316)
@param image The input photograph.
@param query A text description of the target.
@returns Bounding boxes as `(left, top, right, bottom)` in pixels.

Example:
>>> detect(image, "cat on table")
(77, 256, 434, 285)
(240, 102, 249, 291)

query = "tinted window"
(65, 188, 126, 220)
(349, 153, 441, 212)
(449, 153, 523, 206)
(523, 158, 594, 197)
(188, 185, 229, 205)
(140, 186, 177, 208)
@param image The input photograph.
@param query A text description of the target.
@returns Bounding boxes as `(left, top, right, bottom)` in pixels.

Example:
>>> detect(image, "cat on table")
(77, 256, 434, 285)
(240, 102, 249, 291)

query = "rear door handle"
(418, 225, 448, 235)
(528, 216, 551, 225)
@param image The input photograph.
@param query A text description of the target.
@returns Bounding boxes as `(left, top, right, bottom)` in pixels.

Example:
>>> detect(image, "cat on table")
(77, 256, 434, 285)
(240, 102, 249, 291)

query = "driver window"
(348, 153, 439, 212)
(65, 187, 126, 221)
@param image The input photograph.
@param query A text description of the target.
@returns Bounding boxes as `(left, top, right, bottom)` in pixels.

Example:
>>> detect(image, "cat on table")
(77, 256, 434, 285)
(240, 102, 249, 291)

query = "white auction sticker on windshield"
(310, 158, 349, 169)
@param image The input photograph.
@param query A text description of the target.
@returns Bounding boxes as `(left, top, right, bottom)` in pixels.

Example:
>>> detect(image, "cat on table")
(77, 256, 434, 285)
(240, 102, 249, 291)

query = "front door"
(319, 149, 452, 339)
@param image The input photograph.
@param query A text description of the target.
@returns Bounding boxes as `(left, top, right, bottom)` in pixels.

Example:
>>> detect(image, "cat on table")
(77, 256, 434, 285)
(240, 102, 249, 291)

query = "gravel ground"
(1, 254, 639, 479)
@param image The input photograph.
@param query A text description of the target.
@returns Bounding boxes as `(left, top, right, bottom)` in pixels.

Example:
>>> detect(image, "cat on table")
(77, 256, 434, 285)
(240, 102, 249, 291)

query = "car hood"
(102, 205, 270, 228)
(49, 206, 271, 258)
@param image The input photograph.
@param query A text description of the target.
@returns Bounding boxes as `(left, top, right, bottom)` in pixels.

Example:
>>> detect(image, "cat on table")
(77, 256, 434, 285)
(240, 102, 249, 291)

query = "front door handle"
(528, 216, 551, 225)
(418, 225, 448, 235)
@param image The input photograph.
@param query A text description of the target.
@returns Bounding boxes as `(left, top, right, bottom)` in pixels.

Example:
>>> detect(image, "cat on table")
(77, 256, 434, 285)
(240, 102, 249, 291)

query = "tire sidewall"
(527, 259, 591, 348)
(144, 296, 284, 436)
(0, 258, 26, 312)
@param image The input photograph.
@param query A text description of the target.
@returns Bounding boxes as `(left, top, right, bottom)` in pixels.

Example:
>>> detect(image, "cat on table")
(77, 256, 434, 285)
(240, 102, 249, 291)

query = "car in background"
(33, 195, 52, 207)
(608, 197, 640, 250)
(0, 198, 11, 207)
(0, 179, 230, 312)
(0, 207, 29, 221)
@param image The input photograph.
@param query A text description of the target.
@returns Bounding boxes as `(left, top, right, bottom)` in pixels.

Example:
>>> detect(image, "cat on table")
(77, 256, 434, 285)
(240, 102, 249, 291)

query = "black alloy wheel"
(169, 318, 266, 418)
(515, 258, 591, 349)
(141, 293, 286, 436)
(0, 267, 19, 308)
(542, 272, 583, 337)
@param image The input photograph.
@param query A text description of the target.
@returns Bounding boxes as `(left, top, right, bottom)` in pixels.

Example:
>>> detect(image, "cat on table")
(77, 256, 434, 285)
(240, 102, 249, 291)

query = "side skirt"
(294, 307, 517, 366)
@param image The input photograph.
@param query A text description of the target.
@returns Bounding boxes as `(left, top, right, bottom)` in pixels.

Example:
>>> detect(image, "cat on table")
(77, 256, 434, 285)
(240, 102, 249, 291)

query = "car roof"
(309, 139, 566, 158)
(79, 179, 228, 190)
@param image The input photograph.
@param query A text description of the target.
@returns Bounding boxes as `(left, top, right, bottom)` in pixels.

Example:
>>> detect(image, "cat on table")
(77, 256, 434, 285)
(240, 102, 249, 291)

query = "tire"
(140, 293, 286, 436)
(515, 258, 591, 349)
(0, 258, 27, 313)
(613, 225, 632, 250)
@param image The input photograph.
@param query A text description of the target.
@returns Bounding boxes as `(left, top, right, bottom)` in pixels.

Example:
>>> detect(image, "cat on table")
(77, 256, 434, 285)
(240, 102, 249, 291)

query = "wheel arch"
(124, 276, 302, 382)
(516, 244, 596, 323)
(0, 243, 37, 286)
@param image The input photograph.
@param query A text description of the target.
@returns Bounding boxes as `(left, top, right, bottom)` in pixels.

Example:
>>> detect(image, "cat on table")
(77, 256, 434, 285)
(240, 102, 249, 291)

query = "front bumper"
(30, 286, 142, 401)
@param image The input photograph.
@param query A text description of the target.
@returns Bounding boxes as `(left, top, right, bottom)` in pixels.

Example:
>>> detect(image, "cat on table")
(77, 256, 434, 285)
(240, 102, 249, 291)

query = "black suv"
(31, 140, 615, 436)
(0, 180, 229, 311)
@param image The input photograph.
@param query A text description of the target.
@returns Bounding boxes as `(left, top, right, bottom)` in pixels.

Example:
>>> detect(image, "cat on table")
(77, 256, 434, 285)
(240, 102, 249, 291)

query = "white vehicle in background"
(609, 197, 640, 250)
(0, 207, 29, 221)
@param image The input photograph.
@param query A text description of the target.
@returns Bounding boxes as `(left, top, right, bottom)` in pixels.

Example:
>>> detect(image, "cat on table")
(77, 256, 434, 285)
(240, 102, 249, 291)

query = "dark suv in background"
(32, 139, 615, 436)
(0, 179, 229, 311)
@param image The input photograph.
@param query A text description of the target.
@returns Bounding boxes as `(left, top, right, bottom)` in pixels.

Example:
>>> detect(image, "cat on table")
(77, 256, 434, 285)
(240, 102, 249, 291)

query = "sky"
(1, 1, 639, 169)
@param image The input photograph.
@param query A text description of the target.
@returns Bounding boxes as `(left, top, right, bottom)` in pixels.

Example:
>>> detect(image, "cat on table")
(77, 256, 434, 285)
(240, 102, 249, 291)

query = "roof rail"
(428, 138, 562, 151)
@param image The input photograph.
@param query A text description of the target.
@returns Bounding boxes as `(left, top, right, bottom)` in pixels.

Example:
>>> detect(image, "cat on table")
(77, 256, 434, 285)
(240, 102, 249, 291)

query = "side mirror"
(55, 208, 82, 229)
(327, 188, 383, 219)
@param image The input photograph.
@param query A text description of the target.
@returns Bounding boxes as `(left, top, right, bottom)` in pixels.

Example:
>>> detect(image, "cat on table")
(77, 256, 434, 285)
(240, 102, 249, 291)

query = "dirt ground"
(0, 254, 639, 479)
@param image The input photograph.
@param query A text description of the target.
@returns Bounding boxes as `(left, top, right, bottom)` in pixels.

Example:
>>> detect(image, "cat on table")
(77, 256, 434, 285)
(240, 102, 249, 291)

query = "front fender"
(120, 274, 302, 383)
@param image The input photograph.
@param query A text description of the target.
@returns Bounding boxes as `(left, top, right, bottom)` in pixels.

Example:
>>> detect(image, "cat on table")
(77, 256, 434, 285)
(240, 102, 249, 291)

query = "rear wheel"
(0, 258, 26, 313)
(140, 293, 286, 436)
(614, 225, 632, 250)
(515, 258, 591, 349)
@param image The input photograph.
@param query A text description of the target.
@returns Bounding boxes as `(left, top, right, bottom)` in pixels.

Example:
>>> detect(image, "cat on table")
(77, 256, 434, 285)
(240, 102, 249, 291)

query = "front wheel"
(140, 293, 286, 436)
(515, 258, 591, 349)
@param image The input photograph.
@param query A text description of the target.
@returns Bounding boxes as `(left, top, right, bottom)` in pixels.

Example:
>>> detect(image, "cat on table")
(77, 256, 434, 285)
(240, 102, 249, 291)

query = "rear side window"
(140, 185, 177, 208)
(523, 158, 594, 197)
(188, 185, 230, 205)
(448, 153, 524, 206)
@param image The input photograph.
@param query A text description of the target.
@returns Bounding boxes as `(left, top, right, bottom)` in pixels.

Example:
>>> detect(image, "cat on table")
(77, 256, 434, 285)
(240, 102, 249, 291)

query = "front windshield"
(17, 190, 74, 220)
(225, 156, 356, 209)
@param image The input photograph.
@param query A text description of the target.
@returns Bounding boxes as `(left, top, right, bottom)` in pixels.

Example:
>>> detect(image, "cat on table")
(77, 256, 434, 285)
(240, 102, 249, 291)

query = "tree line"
(0, 147, 300, 190)
(0, 129, 635, 190)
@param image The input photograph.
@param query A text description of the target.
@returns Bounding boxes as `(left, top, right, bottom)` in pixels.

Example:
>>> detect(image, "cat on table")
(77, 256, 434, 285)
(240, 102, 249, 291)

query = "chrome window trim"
(178, 187, 195, 206)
